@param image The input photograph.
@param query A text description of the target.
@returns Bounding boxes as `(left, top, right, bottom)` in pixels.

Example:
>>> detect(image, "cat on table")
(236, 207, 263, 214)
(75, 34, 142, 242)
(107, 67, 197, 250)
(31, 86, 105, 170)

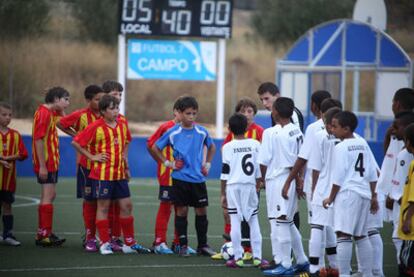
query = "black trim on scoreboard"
(119, 0, 233, 38)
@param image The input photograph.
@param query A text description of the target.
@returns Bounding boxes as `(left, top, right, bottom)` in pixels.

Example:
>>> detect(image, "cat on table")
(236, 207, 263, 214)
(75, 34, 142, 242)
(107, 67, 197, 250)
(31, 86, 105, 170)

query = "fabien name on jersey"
(233, 147, 253, 153)
(347, 145, 365, 151)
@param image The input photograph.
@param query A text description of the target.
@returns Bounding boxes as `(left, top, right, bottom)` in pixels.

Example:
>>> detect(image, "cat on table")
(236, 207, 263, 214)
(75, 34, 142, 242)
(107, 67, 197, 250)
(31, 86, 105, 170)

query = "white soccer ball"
(220, 242, 234, 260)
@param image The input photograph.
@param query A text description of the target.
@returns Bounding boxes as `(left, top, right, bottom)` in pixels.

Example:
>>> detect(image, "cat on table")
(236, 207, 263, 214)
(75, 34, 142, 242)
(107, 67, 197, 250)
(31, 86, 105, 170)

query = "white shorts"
(334, 190, 370, 237)
(392, 201, 401, 239)
(227, 185, 259, 222)
(265, 174, 297, 220)
(366, 198, 384, 229)
(310, 203, 333, 227)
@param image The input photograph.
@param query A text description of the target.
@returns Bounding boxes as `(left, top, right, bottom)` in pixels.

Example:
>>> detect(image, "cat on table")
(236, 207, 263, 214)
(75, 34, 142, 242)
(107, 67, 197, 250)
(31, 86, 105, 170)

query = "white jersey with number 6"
(221, 138, 261, 185)
(331, 136, 378, 199)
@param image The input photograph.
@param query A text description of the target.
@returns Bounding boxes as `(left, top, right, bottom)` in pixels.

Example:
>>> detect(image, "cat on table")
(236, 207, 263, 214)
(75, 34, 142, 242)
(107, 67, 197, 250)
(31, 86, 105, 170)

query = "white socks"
(229, 214, 243, 260)
(248, 215, 262, 260)
(337, 237, 352, 276)
(356, 236, 373, 277)
(368, 229, 383, 276)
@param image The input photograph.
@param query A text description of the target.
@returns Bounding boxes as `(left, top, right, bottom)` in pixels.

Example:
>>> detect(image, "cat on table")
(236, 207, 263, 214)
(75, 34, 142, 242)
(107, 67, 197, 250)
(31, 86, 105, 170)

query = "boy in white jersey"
(221, 113, 266, 268)
(259, 97, 309, 276)
(305, 107, 342, 277)
(389, 112, 414, 264)
(323, 111, 379, 277)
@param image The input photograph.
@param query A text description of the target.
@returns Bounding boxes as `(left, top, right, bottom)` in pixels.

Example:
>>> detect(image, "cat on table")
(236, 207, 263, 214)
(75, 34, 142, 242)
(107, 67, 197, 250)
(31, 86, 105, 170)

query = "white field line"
(13, 195, 40, 208)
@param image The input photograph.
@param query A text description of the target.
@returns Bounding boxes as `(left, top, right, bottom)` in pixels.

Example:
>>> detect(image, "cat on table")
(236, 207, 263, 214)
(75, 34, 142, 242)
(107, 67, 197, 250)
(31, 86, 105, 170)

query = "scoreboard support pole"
(216, 39, 226, 139)
(118, 34, 127, 115)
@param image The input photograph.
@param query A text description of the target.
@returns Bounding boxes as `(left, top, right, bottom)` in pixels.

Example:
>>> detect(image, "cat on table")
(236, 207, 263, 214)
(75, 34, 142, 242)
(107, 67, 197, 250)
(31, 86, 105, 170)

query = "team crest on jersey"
(401, 160, 405, 166)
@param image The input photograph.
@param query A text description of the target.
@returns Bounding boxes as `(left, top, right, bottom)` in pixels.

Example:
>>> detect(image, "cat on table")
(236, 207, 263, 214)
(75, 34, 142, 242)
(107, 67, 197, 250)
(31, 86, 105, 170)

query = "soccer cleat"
(211, 252, 224, 260)
(122, 243, 152, 254)
(197, 245, 217, 256)
(84, 239, 98, 252)
(171, 243, 197, 255)
(35, 233, 66, 247)
(226, 258, 244, 268)
(242, 251, 253, 261)
(110, 238, 123, 252)
(294, 271, 320, 277)
(187, 246, 197, 255)
(154, 242, 173, 254)
(3, 235, 21, 246)
(293, 262, 310, 274)
(260, 260, 279, 271)
(99, 242, 113, 255)
(178, 245, 191, 257)
(262, 264, 295, 276)
(253, 258, 269, 268)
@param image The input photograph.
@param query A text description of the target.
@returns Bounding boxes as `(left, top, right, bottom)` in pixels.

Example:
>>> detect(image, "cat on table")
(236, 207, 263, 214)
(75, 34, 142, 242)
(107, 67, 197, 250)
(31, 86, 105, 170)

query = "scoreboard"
(118, 0, 233, 38)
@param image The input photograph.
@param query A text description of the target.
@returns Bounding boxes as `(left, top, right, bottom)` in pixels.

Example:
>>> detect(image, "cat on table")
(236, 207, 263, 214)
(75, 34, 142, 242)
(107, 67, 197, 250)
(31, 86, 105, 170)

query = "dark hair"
(334, 111, 358, 132)
(393, 88, 414, 110)
(84, 85, 103, 100)
(395, 111, 414, 127)
(404, 123, 414, 146)
(311, 90, 331, 110)
(102, 80, 124, 93)
(176, 96, 198, 111)
(273, 97, 294, 118)
(173, 96, 183, 110)
(45, 87, 70, 104)
(235, 97, 258, 114)
(257, 82, 280, 96)
(321, 98, 343, 113)
(324, 107, 342, 125)
(0, 102, 12, 110)
(99, 94, 120, 112)
(228, 113, 248, 135)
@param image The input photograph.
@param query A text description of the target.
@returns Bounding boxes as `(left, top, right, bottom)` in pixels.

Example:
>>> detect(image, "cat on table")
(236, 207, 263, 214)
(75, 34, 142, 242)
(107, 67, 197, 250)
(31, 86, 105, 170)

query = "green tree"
(251, 0, 354, 46)
(0, 0, 50, 39)
(72, 0, 118, 45)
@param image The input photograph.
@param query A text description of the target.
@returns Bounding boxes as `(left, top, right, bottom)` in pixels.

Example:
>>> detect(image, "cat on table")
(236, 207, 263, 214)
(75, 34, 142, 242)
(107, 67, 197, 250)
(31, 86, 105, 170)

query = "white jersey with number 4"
(258, 123, 303, 180)
(221, 138, 261, 185)
(331, 136, 378, 199)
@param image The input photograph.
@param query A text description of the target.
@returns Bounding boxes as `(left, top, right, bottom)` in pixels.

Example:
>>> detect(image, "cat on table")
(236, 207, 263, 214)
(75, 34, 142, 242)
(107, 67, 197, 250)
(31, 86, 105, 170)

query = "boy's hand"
(282, 182, 290, 199)
(322, 198, 332, 209)
(164, 159, 184, 170)
(0, 160, 11, 168)
(39, 165, 48, 181)
(201, 162, 211, 176)
(220, 194, 227, 209)
(125, 168, 131, 180)
(385, 195, 394, 210)
(91, 153, 108, 163)
(370, 196, 379, 214)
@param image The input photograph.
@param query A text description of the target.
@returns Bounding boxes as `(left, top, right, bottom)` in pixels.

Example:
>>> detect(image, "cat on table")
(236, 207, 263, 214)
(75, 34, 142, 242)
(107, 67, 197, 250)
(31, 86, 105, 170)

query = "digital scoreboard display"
(119, 0, 233, 38)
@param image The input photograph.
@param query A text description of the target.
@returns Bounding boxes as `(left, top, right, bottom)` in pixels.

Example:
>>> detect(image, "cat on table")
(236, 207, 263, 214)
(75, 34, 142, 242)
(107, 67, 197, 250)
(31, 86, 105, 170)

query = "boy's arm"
(147, 144, 161, 162)
(220, 179, 227, 209)
(124, 143, 131, 180)
(369, 181, 379, 214)
(35, 139, 48, 181)
(56, 121, 77, 137)
(259, 164, 267, 188)
(282, 158, 307, 195)
(402, 202, 414, 234)
(151, 144, 182, 169)
(323, 184, 340, 208)
(71, 141, 107, 163)
(311, 169, 320, 201)
(202, 142, 216, 176)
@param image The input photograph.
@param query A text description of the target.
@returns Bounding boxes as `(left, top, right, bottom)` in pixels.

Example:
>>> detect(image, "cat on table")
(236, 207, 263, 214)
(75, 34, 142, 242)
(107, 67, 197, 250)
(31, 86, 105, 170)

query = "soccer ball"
(220, 242, 234, 260)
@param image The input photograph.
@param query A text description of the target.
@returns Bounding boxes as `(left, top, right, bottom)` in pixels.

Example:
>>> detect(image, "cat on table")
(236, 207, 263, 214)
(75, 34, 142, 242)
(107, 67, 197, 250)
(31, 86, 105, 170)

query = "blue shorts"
(0, 190, 15, 204)
(158, 186, 175, 202)
(77, 165, 90, 199)
(37, 171, 58, 184)
(91, 179, 130, 200)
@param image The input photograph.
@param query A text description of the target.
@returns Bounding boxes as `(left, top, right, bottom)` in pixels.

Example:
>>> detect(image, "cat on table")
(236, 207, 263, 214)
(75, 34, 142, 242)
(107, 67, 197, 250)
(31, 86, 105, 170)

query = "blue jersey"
(156, 124, 213, 183)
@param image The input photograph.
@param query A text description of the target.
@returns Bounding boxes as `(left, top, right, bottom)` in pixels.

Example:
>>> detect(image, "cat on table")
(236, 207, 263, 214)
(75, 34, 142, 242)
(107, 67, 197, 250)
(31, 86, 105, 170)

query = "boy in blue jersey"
(152, 96, 217, 257)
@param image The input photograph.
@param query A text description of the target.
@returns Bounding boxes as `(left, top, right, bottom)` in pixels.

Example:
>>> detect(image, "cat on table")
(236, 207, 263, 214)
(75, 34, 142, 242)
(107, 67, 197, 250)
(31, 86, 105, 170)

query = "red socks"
(154, 202, 172, 245)
(108, 202, 121, 238)
(96, 219, 110, 244)
(224, 223, 231, 236)
(83, 201, 97, 240)
(120, 216, 136, 246)
(38, 204, 53, 237)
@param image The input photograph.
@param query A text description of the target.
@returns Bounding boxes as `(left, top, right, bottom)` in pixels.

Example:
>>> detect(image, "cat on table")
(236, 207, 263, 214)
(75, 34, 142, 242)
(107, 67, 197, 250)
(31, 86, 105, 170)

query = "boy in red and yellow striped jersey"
(0, 102, 28, 246)
(72, 95, 150, 255)
(214, 97, 264, 260)
(32, 87, 70, 246)
(58, 85, 105, 252)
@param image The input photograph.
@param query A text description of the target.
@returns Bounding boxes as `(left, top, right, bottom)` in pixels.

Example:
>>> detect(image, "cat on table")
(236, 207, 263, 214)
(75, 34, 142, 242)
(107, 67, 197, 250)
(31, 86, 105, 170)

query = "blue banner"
(128, 39, 217, 81)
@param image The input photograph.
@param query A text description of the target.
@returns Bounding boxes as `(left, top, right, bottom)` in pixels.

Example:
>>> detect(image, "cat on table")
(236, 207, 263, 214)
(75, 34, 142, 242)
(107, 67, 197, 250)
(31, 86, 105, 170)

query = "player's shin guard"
(2, 215, 13, 237)
(276, 220, 293, 268)
(230, 214, 243, 260)
(309, 225, 323, 273)
(96, 219, 110, 244)
(175, 215, 188, 246)
(195, 215, 208, 247)
(248, 215, 262, 260)
(154, 202, 172, 245)
(83, 201, 97, 240)
(356, 236, 373, 276)
(290, 221, 308, 264)
(325, 225, 338, 269)
(368, 229, 384, 276)
(336, 237, 352, 276)
(120, 216, 136, 246)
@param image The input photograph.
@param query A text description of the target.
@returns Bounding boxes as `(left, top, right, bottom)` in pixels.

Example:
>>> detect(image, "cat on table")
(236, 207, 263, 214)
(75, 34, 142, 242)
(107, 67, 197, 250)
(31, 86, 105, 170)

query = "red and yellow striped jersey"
(0, 128, 28, 192)
(73, 118, 132, 181)
(147, 120, 175, 186)
(32, 105, 60, 173)
(223, 122, 264, 145)
(60, 108, 100, 169)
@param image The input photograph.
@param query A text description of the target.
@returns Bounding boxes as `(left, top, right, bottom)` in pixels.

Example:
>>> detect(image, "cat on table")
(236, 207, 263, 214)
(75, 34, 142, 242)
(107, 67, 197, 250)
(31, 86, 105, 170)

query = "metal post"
(216, 39, 226, 138)
(118, 34, 126, 115)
